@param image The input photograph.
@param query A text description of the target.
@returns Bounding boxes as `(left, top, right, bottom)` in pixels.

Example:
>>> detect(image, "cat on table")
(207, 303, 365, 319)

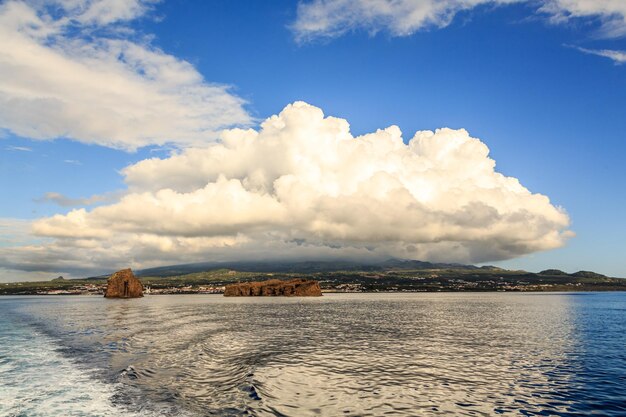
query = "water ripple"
(1, 292, 626, 416)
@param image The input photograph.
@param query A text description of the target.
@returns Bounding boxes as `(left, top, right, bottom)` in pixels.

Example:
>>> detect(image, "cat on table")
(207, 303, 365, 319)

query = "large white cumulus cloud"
(3, 102, 571, 276)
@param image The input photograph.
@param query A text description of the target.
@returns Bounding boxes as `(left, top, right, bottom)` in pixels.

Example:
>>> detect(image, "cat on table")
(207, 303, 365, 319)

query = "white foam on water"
(0, 320, 159, 417)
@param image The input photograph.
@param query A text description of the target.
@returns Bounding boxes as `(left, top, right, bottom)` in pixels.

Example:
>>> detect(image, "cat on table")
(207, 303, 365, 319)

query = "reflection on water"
(1, 292, 626, 416)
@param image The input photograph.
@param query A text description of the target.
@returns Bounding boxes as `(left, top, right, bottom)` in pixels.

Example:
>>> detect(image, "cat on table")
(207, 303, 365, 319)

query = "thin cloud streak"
(4, 145, 32, 152)
(35, 191, 125, 208)
(572, 46, 626, 64)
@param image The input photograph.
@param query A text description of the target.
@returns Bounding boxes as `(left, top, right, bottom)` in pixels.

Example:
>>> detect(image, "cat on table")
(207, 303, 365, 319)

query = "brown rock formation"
(224, 279, 322, 297)
(104, 268, 144, 298)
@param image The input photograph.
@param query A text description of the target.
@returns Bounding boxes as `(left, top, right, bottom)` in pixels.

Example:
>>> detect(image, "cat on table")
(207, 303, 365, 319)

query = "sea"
(1, 292, 625, 416)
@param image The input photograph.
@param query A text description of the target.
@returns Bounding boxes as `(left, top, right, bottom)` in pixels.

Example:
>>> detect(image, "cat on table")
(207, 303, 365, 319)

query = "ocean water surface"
(1, 292, 625, 416)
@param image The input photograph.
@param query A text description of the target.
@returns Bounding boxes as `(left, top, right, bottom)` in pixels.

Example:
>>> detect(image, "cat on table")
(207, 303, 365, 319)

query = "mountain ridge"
(80, 258, 614, 280)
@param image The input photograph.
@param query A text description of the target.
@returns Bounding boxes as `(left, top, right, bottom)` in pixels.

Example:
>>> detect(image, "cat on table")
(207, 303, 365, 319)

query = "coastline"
(3, 288, 626, 296)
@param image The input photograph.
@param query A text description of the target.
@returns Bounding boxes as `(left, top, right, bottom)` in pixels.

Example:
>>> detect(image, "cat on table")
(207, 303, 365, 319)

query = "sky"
(0, 0, 625, 281)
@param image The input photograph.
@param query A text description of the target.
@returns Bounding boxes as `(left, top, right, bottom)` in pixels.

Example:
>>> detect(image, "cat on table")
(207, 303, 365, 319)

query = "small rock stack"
(104, 268, 144, 298)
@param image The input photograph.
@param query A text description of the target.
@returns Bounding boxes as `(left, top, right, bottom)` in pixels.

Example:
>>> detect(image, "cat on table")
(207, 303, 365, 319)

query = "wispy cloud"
(0, 0, 251, 151)
(63, 159, 83, 165)
(5, 145, 32, 152)
(36, 191, 125, 207)
(538, 0, 626, 38)
(293, 0, 626, 42)
(572, 46, 626, 64)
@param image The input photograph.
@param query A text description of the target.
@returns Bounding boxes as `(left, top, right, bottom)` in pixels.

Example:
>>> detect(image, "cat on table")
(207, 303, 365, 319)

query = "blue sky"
(1, 0, 625, 280)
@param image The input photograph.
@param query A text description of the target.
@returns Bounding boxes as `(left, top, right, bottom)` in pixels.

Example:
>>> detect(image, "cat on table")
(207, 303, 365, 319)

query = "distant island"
(1, 259, 625, 295)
